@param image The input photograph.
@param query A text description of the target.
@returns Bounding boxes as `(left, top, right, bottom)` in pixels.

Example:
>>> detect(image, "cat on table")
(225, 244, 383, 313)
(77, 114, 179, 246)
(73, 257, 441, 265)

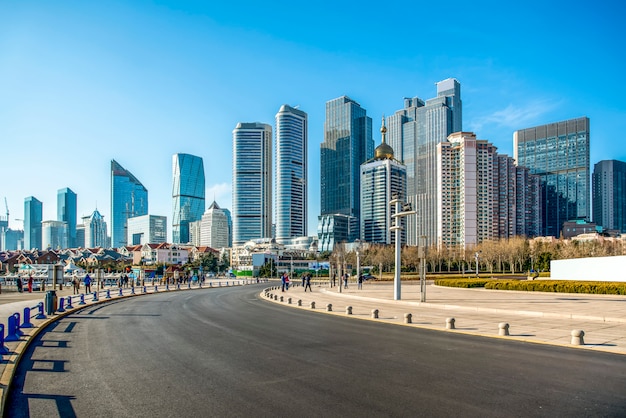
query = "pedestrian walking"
(73, 276, 80, 294)
(281, 273, 287, 292)
(343, 273, 349, 288)
(84, 274, 92, 293)
(28, 275, 33, 293)
(304, 274, 312, 292)
(16, 276, 23, 293)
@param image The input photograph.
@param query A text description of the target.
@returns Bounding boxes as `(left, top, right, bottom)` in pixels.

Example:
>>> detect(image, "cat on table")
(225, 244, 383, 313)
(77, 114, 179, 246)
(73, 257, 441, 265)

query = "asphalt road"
(6, 285, 626, 417)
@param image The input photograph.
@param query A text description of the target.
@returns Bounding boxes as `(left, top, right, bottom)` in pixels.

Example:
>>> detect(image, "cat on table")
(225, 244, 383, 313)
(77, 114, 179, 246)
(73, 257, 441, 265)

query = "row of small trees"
(328, 236, 626, 275)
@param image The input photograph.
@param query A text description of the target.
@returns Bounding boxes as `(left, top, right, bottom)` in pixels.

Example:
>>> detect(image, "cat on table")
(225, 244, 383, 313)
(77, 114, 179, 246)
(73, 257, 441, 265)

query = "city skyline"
(2, 1, 625, 240)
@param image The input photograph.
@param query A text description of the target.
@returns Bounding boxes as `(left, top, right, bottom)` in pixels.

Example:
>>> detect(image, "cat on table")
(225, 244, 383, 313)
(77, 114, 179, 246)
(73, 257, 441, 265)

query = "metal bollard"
(404, 313, 412, 324)
(297, 299, 302, 306)
(131, 286, 135, 295)
(106, 289, 112, 299)
(446, 318, 456, 330)
(57, 298, 66, 313)
(326, 303, 332, 312)
(22, 307, 35, 328)
(143, 286, 147, 293)
(0, 324, 9, 354)
(92, 291, 98, 302)
(310, 301, 316, 309)
(177, 283, 181, 290)
(36, 302, 46, 319)
(209, 282, 213, 288)
(155, 285, 159, 292)
(498, 322, 510, 336)
(571, 329, 585, 345)
(188, 282, 191, 289)
(79, 294, 86, 305)
(280, 296, 284, 302)
(119, 288, 123, 296)
(6, 314, 21, 341)
(371, 309, 379, 319)
(287, 298, 292, 304)
(346, 306, 352, 315)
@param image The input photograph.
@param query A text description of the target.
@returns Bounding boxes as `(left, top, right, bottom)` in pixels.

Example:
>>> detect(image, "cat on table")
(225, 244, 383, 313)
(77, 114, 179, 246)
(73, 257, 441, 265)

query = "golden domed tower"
(374, 115, 394, 160)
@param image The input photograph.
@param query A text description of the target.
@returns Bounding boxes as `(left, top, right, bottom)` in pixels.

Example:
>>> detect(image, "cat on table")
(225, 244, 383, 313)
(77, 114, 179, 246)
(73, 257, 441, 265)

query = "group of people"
(15, 276, 34, 293)
(281, 272, 313, 292)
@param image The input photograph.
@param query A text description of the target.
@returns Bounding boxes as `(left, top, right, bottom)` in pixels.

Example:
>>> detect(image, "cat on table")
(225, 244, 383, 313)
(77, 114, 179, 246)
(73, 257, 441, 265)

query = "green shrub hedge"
(435, 278, 626, 295)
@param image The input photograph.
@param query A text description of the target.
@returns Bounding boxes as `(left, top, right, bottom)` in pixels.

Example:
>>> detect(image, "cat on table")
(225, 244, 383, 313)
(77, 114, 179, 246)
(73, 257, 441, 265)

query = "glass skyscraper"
(111, 159, 148, 248)
(82, 208, 108, 248)
(24, 196, 43, 250)
(57, 187, 77, 248)
(172, 153, 205, 244)
(592, 159, 626, 233)
(275, 105, 308, 243)
(318, 96, 373, 251)
(127, 214, 167, 245)
(514, 117, 590, 237)
(232, 122, 272, 245)
(387, 79, 462, 246)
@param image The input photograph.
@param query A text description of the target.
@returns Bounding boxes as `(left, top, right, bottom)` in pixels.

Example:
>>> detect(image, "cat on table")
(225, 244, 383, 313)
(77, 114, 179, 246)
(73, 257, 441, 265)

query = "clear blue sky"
(1, 0, 625, 241)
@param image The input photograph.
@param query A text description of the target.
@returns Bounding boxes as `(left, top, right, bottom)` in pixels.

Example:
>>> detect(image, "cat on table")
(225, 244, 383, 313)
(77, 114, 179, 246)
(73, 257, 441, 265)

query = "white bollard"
(571, 329, 585, 345)
(446, 317, 456, 330)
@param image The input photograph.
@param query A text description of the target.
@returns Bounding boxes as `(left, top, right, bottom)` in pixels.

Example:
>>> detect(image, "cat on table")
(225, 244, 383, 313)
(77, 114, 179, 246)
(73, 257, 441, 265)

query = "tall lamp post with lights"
(390, 194, 416, 301)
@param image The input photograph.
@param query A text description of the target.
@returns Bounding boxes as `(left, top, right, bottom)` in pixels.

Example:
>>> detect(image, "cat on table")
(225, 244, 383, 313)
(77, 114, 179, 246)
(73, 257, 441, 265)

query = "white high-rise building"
(199, 201, 230, 249)
(275, 105, 308, 243)
(232, 122, 272, 245)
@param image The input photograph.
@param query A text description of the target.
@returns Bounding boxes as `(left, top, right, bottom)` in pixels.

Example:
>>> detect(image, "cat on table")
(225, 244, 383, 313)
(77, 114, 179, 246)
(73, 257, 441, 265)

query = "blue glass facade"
(275, 105, 307, 242)
(319, 96, 373, 250)
(514, 117, 590, 237)
(24, 196, 43, 250)
(57, 187, 77, 248)
(232, 122, 272, 245)
(593, 159, 626, 232)
(172, 153, 205, 244)
(111, 159, 148, 248)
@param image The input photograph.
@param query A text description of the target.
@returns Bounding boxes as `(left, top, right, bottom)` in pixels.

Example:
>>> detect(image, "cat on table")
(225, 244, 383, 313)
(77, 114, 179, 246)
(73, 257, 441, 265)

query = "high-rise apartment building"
(24, 196, 43, 250)
(318, 96, 373, 251)
(514, 117, 590, 237)
(593, 159, 626, 232)
(232, 122, 272, 245)
(57, 187, 77, 248)
(111, 159, 148, 248)
(275, 105, 308, 242)
(83, 209, 108, 248)
(172, 153, 205, 244)
(387, 79, 462, 246)
(198, 200, 231, 249)
(437, 132, 540, 249)
(360, 120, 407, 244)
(127, 214, 167, 245)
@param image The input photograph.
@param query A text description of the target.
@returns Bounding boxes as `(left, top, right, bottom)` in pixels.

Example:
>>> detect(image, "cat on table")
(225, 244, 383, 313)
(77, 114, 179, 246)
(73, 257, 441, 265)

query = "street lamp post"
(390, 194, 416, 301)
(475, 252, 480, 277)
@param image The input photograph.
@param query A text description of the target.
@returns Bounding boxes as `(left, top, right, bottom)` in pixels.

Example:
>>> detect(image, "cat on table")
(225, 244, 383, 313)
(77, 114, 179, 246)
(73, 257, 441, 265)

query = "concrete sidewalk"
(262, 280, 626, 355)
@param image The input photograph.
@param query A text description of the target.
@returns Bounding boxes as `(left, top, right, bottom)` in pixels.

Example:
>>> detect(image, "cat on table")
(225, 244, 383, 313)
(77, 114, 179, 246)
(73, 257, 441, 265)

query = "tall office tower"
(127, 215, 167, 245)
(275, 105, 308, 243)
(515, 165, 542, 237)
(318, 96, 373, 251)
(387, 79, 462, 246)
(593, 160, 626, 232)
(514, 117, 590, 237)
(111, 159, 148, 248)
(360, 119, 407, 244)
(57, 187, 77, 248)
(24, 196, 43, 250)
(75, 224, 85, 248)
(82, 209, 108, 248)
(42, 220, 68, 249)
(199, 201, 231, 248)
(232, 122, 272, 245)
(172, 153, 205, 244)
(223, 208, 232, 247)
